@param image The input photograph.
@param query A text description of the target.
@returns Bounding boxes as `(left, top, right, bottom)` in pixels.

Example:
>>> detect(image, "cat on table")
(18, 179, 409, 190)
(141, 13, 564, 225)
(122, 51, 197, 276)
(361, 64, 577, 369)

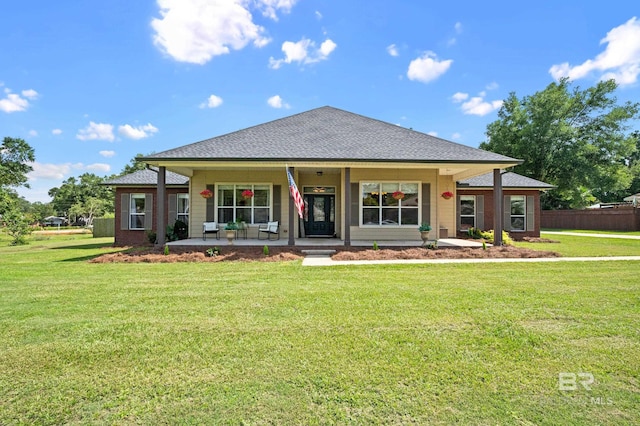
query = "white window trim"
(460, 195, 476, 230)
(359, 181, 421, 227)
(129, 193, 146, 230)
(510, 195, 526, 232)
(177, 193, 189, 224)
(215, 183, 273, 224)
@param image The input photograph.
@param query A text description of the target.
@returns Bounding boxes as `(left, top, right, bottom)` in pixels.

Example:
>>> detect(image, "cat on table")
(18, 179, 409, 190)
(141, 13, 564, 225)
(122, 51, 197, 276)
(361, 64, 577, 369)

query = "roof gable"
(458, 172, 554, 189)
(144, 106, 520, 164)
(104, 168, 189, 186)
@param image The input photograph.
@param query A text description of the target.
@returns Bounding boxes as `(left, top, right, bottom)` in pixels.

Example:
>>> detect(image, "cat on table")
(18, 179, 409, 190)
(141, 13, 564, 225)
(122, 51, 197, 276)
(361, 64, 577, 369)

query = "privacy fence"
(541, 207, 640, 231)
(92, 218, 115, 238)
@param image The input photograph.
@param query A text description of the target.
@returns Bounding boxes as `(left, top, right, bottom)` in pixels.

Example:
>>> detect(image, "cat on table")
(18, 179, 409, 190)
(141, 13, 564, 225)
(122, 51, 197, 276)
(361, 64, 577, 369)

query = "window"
(217, 184, 271, 224)
(129, 194, 146, 230)
(177, 193, 189, 225)
(361, 182, 419, 226)
(510, 195, 526, 231)
(460, 195, 475, 230)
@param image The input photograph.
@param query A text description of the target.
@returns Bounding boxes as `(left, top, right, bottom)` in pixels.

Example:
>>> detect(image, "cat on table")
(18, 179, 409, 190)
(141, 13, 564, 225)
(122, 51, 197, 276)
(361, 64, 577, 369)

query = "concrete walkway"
(302, 254, 640, 267)
(543, 231, 640, 240)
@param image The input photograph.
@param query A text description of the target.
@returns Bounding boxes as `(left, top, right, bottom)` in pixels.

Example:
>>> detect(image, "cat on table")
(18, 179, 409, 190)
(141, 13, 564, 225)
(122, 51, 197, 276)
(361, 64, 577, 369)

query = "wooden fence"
(92, 218, 115, 238)
(541, 207, 640, 231)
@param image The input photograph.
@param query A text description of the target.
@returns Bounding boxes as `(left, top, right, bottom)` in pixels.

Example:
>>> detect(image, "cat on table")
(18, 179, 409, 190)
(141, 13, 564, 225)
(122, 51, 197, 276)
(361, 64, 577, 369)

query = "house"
(111, 106, 549, 246)
(104, 168, 189, 245)
(457, 172, 554, 239)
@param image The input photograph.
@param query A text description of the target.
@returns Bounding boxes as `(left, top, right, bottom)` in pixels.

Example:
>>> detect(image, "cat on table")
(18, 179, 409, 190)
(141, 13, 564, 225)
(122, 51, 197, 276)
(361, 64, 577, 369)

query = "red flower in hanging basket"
(441, 191, 454, 200)
(392, 191, 405, 200)
(241, 189, 254, 199)
(200, 189, 213, 199)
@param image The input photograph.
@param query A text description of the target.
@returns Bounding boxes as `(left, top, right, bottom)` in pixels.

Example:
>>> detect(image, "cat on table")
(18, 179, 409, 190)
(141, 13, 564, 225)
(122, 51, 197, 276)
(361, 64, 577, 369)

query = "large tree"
(480, 79, 639, 209)
(49, 173, 114, 218)
(0, 137, 35, 189)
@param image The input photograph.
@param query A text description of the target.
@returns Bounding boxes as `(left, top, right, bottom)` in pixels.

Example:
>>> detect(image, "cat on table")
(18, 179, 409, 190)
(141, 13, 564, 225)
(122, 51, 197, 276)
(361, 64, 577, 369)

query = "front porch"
(166, 237, 486, 248)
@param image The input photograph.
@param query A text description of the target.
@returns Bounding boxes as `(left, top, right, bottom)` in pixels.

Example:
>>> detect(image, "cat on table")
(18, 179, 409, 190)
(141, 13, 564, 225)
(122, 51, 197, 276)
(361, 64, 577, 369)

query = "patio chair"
(258, 221, 280, 240)
(202, 222, 220, 240)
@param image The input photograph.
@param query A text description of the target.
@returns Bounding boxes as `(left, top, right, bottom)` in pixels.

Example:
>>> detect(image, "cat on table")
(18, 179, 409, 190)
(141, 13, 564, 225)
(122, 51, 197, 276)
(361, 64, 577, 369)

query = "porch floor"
(166, 237, 486, 248)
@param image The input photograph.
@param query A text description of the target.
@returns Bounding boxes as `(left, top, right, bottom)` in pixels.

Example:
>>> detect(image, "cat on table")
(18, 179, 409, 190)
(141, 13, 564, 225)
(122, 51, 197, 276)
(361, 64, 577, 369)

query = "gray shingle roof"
(104, 168, 189, 186)
(458, 172, 554, 189)
(144, 106, 521, 164)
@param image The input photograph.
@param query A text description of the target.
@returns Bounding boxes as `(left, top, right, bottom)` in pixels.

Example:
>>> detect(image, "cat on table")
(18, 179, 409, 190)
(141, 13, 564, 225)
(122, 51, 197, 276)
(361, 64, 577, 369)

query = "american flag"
(287, 168, 304, 219)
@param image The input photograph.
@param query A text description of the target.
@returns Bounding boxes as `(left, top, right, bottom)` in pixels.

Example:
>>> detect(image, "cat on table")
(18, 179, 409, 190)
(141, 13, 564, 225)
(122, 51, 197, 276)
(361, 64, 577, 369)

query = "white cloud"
(451, 132, 462, 140)
(269, 38, 337, 69)
(28, 130, 38, 137)
(407, 52, 452, 83)
(52, 129, 63, 135)
(0, 88, 39, 113)
(76, 122, 115, 142)
(486, 81, 499, 90)
(86, 163, 111, 173)
(267, 95, 290, 109)
(549, 17, 640, 86)
(255, 0, 298, 20)
(100, 150, 116, 158)
(454, 22, 463, 34)
(27, 162, 72, 181)
(387, 44, 399, 57)
(465, 99, 502, 116)
(199, 94, 223, 109)
(315, 10, 322, 20)
(427, 131, 438, 137)
(451, 92, 469, 102)
(118, 123, 159, 140)
(151, 0, 287, 64)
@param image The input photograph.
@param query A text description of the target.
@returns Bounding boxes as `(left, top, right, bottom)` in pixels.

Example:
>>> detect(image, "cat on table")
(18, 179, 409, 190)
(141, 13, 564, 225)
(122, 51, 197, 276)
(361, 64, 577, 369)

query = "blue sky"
(2, 0, 639, 202)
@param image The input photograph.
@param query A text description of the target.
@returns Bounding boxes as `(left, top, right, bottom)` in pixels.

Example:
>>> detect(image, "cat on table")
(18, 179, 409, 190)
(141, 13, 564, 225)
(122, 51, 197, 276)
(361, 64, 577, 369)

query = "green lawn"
(515, 232, 640, 257)
(1, 235, 639, 424)
(542, 228, 640, 236)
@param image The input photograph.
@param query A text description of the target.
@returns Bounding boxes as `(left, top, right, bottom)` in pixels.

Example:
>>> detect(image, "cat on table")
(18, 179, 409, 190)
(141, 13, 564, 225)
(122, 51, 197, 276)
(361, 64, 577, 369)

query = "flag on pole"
(287, 168, 304, 219)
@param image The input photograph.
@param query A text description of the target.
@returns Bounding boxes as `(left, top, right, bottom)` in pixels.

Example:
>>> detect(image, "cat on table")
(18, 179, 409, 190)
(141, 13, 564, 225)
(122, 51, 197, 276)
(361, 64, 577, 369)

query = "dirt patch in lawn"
(90, 245, 560, 263)
(522, 236, 560, 243)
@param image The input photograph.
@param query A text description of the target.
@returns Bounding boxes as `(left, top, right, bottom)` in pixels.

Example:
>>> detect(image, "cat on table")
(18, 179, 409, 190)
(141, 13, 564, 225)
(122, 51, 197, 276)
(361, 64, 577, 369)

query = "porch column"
(156, 166, 167, 246)
(493, 168, 503, 246)
(288, 167, 295, 246)
(344, 167, 351, 246)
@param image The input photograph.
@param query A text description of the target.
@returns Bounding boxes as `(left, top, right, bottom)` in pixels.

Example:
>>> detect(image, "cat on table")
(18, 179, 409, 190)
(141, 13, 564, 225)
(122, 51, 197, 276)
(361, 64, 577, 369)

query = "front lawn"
(0, 236, 638, 424)
(514, 232, 640, 257)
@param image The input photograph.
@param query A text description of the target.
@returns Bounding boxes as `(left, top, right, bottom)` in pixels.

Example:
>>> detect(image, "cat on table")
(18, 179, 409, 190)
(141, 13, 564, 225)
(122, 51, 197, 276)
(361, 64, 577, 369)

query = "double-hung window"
(361, 182, 419, 226)
(510, 195, 526, 231)
(129, 194, 146, 230)
(217, 184, 271, 224)
(459, 195, 475, 230)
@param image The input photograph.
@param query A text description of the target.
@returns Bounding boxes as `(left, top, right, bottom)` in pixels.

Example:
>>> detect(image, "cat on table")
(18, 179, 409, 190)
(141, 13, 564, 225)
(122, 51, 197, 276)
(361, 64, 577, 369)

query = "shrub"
(146, 231, 157, 244)
(205, 247, 220, 257)
(467, 228, 513, 245)
(263, 245, 269, 256)
(373, 241, 379, 251)
(163, 245, 169, 256)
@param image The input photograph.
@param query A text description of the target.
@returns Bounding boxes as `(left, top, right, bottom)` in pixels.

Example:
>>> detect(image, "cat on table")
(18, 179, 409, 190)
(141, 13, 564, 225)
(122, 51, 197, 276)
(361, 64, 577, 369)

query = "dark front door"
(304, 194, 335, 236)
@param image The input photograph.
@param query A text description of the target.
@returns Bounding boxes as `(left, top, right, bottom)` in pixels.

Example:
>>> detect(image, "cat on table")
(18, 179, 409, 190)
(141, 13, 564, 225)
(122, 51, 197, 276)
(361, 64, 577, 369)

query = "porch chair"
(202, 222, 220, 240)
(258, 221, 280, 240)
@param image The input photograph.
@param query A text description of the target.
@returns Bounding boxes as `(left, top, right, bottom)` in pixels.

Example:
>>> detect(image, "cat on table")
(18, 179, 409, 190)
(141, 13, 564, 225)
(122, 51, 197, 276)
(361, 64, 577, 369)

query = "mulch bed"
(90, 245, 560, 263)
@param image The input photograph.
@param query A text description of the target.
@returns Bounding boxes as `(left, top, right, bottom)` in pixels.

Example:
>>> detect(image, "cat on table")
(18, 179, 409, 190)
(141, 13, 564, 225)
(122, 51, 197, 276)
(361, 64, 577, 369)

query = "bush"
(2, 207, 32, 245)
(263, 245, 269, 256)
(467, 228, 513, 245)
(205, 247, 221, 257)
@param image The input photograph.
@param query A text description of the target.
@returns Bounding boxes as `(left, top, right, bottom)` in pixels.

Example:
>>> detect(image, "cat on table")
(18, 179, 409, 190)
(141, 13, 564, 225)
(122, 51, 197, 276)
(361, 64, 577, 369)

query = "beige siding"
(437, 174, 456, 236)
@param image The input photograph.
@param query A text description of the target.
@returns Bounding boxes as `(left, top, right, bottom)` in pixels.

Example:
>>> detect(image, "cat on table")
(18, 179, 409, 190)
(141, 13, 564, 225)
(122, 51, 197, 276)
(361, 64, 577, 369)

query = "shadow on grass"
(53, 242, 128, 262)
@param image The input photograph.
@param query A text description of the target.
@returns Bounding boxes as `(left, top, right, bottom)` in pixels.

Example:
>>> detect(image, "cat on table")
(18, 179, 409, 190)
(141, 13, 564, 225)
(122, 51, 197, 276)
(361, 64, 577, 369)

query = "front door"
(304, 194, 335, 236)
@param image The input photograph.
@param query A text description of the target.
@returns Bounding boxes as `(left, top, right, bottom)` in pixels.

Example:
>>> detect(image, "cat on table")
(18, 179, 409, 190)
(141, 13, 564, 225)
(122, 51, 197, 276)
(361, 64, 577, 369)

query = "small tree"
(2, 203, 32, 245)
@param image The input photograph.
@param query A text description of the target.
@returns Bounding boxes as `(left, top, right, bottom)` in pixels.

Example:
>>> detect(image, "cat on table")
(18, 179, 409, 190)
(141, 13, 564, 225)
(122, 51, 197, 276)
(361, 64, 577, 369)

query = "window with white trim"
(217, 184, 271, 224)
(177, 193, 189, 225)
(361, 182, 419, 226)
(460, 195, 475, 230)
(510, 195, 526, 231)
(129, 194, 146, 230)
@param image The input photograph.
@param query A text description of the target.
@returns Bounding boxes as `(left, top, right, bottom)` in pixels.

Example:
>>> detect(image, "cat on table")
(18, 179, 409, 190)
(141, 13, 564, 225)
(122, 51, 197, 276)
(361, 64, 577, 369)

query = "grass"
(542, 228, 640, 236)
(515, 233, 640, 257)
(0, 235, 639, 424)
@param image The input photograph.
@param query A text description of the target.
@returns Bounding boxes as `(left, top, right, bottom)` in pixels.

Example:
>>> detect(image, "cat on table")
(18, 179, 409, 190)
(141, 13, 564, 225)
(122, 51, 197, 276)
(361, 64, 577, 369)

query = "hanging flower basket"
(441, 191, 454, 200)
(392, 191, 405, 200)
(200, 189, 213, 199)
(241, 189, 254, 200)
